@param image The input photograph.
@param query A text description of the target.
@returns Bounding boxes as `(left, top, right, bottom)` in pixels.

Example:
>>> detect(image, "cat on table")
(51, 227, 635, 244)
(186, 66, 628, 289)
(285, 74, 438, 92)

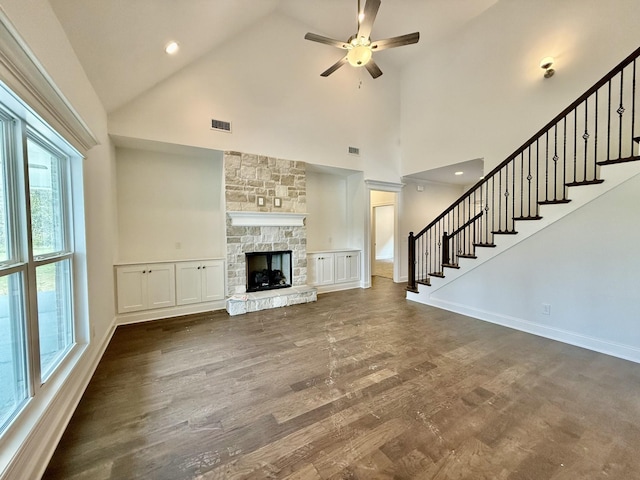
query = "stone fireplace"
(224, 152, 317, 315)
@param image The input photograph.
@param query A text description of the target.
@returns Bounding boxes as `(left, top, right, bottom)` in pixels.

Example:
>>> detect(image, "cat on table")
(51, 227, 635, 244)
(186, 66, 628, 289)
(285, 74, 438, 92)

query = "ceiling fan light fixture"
(347, 42, 372, 67)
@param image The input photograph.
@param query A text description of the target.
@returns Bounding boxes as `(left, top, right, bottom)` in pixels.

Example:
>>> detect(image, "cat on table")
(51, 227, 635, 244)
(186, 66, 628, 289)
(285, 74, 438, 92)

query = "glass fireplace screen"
(245, 250, 292, 292)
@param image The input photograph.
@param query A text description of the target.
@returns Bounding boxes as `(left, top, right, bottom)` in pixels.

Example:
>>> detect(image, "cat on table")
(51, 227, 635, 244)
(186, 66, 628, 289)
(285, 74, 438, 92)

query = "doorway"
(370, 189, 397, 281)
(373, 205, 394, 278)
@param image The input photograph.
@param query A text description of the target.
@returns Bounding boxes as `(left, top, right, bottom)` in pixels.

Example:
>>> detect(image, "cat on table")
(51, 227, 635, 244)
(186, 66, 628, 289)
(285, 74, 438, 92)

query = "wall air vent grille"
(211, 119, 232, 132)
(348, 146, 360, 156)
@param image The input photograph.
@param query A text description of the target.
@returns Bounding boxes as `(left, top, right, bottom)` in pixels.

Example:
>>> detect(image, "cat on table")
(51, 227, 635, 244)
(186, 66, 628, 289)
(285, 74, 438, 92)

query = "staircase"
(407, 45, 640, 297)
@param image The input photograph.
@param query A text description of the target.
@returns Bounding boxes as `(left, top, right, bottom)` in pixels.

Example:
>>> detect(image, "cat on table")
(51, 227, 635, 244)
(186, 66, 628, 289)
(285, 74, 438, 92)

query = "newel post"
(407, 231, 417, 292)
(442, 232, 450, 266)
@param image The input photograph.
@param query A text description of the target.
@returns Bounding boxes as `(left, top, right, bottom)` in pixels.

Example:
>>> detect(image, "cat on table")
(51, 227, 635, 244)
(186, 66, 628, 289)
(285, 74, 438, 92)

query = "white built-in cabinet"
(116, 263, 176, 313)
(334, 251, 360, 283)
(175, 260, 225, 305)
(307, 250, 361, 292)
(308, 254, 335, 286)
(115, 259, 225, 315)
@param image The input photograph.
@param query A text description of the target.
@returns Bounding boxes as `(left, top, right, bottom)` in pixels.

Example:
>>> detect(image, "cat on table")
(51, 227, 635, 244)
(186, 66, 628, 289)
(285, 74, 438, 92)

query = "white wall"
(427, 173, 640, 362)
(401, 0, 640, 176)
(108, 11, 403, 183)
(347, 172, 366, 254)
(116, 147, 225, 262)
(306, 171, 349, 251)
(306, 170, 366, 253)
(0, 1, 116, 479)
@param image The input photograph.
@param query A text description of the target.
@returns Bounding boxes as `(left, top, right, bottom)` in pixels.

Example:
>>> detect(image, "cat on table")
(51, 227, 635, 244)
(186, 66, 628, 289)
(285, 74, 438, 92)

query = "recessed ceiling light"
(454, 171, 464, 176)
(165, 41, 179, 55)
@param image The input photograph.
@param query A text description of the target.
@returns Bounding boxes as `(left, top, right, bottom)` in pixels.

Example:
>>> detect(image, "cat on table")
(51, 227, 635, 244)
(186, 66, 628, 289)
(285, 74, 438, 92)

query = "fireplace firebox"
(246, 250, 292, 292)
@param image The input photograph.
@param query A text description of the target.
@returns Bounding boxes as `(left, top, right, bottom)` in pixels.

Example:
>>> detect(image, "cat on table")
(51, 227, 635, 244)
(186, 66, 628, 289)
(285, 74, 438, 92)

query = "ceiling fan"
(304, 0, 419, 79)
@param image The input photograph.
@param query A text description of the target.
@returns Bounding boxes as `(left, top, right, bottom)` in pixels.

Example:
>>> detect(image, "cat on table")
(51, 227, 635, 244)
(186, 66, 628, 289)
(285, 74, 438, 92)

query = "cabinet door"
(334, 252, 349, 283)
(201, 260, 225, 302)
(347, 252, 360, 282)
(146, 263, 176, 309)
(308, 254, 332, 286)
(317, 254, 335, 285)
(176, 261, 202, 305)
(334, 252, 360, 284)
(116, 265, 147, 313)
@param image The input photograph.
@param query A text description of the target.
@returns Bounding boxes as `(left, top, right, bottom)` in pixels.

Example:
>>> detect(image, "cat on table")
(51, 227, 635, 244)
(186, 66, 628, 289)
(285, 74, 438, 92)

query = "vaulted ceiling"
(49, 0, 497, 113)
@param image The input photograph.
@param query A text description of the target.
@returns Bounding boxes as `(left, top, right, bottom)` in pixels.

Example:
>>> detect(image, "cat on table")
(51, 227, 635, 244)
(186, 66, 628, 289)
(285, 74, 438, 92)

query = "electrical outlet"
(542, 304, 551, 315)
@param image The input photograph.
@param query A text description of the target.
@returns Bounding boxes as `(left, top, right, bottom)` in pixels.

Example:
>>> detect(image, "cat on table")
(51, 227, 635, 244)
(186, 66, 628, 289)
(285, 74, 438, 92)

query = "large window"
(0, 93, 78, 433)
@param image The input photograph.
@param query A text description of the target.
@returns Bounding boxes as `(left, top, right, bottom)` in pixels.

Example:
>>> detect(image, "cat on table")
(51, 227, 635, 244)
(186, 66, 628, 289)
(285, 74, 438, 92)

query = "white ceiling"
(403, 158, 484, 186)
(49, 0, 497, 113)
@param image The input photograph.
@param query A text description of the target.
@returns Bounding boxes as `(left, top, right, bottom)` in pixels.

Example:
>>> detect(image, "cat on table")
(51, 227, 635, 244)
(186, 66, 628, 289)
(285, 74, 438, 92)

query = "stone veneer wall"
(224, 151, 307, 296)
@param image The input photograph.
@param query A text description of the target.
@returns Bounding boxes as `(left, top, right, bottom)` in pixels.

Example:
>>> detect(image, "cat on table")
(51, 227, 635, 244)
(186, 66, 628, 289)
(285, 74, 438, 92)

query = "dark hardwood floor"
(43, 277, 640, 479)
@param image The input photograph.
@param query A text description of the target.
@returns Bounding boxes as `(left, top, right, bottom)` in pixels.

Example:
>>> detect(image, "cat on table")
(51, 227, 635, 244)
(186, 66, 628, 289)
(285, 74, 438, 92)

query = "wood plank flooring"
(43, 278, 640, 479)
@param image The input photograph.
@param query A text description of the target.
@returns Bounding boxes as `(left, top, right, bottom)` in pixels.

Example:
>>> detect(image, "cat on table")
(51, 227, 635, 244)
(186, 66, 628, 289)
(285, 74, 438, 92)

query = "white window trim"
(0, 7, 98, 152)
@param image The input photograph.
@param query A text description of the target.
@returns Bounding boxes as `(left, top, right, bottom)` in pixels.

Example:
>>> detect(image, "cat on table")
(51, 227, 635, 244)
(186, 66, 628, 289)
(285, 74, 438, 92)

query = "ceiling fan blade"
(365, 59, 383, 79)
(304, 32, 349, 49)
(321, 56, 349, 77)
(371, 32, 420, 51)
(357, 0, 381, 40)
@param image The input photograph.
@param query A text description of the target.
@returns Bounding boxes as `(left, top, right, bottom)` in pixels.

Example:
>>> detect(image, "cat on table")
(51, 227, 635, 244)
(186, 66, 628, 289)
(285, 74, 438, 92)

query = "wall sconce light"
(540, 56, 555, 78)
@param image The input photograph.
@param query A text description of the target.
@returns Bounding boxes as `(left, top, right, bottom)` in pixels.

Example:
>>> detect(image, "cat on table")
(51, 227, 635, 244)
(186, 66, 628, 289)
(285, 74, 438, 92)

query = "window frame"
(0, 83, 81, 435)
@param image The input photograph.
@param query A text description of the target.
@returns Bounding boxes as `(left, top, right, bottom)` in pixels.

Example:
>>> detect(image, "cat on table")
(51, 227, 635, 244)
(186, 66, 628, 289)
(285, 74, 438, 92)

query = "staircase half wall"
(407, 162, 640, 364)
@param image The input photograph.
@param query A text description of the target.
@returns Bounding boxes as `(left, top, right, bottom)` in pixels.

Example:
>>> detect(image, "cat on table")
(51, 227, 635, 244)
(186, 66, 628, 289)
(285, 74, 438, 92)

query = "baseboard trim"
(116, 301, 226, 325)
(2, 320, 116, 480)
(425, 297, 640, 364)
(314, 281, 362, 294)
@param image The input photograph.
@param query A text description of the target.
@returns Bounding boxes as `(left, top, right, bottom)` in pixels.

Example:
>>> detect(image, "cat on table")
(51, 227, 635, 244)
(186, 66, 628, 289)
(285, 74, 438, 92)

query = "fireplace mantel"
(227, 211, 307, 227)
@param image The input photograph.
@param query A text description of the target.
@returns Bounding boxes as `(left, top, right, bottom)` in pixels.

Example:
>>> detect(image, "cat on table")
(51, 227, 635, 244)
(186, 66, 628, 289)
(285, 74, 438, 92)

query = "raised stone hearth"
(224, 151, 316, 315)
(226, 286, 317, 316)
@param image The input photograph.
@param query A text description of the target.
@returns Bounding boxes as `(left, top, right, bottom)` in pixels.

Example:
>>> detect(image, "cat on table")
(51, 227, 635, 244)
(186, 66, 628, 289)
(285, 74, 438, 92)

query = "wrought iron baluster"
(536, 139, 540, 204)
(632, 60, 637, 155)
(519, 152, 524, 217)
(573, 108, 578, 183)
(528, 146, 533, 214)
(498, 170, 503, 232)
(594, 90, 599, 174)
(563, 117, 567, 199)
(618, 69, 625, 160)
(511, 156, 516, 226)
(607, 79, 612, 159)
(583, 99, 589, 182)
(553, 124, 559, 201)
(545, 130, 550, 201)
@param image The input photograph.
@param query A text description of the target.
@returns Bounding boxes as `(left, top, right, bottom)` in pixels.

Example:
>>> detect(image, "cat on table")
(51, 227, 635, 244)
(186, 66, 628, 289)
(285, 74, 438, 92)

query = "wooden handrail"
(414, 44, 640, 239)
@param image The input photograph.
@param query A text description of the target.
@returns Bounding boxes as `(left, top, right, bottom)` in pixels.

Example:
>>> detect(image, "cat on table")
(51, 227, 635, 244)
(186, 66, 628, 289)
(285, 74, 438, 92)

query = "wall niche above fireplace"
(246, 250, 292, 292)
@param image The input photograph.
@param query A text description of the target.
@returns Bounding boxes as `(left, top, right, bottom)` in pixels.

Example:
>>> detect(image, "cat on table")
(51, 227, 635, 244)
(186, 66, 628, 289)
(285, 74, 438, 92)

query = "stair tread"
(474, 242, 496, 248)
(597, 154, 640, 165)
(566, 179, 605, 186)
(514, 215, 542, 221)
(491, 230, 518, 235)
(458, 254, 477, 259)
(429, 272, 445, 278)
(539, 199, 571, 205)
(442, 263, 460, 269)
(416, 279, 431, 287)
